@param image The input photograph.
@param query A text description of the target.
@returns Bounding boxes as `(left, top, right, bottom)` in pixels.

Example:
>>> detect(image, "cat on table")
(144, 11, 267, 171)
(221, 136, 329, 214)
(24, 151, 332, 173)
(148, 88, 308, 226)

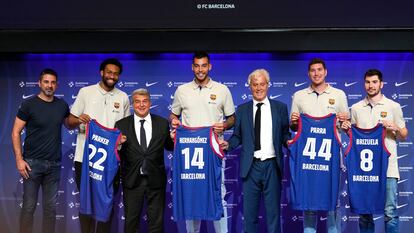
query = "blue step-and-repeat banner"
(0, 53, 413, 233)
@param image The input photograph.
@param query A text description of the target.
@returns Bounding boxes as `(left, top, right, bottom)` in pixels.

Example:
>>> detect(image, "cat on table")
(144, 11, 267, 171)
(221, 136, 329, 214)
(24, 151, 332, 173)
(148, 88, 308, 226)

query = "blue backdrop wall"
(0, 52, 413, 233)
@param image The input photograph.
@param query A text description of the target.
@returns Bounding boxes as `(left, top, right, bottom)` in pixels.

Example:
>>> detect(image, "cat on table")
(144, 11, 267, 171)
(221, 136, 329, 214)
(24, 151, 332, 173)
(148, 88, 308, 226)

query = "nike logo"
(373, 216, 382, 221)
(320, 217, 327, 221)
(170, 95, 174, 99)
(344, 81, 357, 87)
(397, 204, 408, 209)
(150, 105, 158, 109)
(71, 142, 77, 147)
(269, 94, 282, 99)
(398, 179, 408, 184)
(401, 105, 408, 109)
(72, 191, 79, 195)
(345, 204, 350, 209)
(71, 94, 77, 99)
(395, 81, 408, 87)
(294, 82, 306, 87)
(145, 81, 158, 87)
(22, 94, 34, 99)
(397, 154, 408, 160)
(121, 215, 125, 220)
(244, 82, 249, 87)
(72, 215, 79, 220)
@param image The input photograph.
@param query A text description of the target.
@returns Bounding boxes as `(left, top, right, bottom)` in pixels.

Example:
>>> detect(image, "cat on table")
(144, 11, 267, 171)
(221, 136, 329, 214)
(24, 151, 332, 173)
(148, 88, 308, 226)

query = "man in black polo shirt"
(11, 68, 71, 233)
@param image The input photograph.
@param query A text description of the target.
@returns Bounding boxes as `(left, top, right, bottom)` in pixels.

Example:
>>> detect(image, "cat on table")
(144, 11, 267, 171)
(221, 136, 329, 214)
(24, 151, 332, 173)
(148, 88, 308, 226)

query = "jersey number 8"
(360, 149, 374, 172)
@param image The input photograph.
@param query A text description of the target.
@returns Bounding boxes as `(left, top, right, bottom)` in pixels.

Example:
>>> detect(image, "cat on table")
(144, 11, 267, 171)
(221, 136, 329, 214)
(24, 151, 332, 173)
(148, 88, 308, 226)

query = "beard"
(101, 75, 118, 89)
(42, 88, 54, 96)
(367, 89, 381, 98)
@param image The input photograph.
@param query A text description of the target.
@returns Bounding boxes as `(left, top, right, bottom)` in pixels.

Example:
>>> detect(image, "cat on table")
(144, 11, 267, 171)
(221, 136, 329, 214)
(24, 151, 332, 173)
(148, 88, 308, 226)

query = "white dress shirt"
(134, 113, 152, 148)
(253, 97, 276, 160)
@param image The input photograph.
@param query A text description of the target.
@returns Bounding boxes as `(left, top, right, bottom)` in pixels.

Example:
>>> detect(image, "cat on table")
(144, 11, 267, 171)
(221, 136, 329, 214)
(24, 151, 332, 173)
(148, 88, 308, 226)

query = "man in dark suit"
(115, 88, 174, 233)
(222, 69, 290, 233)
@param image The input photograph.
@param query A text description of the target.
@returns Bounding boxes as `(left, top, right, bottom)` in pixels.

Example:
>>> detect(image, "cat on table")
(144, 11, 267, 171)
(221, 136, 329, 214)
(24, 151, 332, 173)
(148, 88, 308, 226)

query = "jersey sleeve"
(122, 93, 131, 117)
(290, 92, 300, 118)
(337, 90, 350, 115)
(350, 104, 358, 125)
(393, 103, 406, 129)
(223, 86, 235, 117)
(70, 88, 86, 117)
(171, 87, 183, 116)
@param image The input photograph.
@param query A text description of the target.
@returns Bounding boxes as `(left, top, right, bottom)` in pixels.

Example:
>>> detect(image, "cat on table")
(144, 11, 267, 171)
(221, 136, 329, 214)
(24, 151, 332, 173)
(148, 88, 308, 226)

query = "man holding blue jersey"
(342, 69, 408, 233)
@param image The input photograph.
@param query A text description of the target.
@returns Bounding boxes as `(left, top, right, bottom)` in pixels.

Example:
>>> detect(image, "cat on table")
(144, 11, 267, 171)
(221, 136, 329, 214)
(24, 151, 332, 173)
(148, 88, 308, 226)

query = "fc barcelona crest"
(114, 102, 120, 109)
(380, 111, 387, 118)
(329, 99, 335, 105)
(210, 94, 217, 100)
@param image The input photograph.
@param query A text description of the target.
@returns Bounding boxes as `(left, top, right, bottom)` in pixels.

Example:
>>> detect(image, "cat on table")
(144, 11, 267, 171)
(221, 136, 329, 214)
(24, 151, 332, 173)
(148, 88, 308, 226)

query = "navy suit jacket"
(228, 99, 290, 178)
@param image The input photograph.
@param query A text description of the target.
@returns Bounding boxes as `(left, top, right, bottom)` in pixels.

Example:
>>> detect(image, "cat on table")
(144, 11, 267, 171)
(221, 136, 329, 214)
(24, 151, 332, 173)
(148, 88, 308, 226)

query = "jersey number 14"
(181, 147, 205, 169)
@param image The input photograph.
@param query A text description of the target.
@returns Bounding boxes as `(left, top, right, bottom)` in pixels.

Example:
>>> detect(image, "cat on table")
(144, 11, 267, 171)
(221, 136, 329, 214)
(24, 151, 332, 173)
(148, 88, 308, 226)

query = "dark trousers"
(242, 158, 282, 233)
(20, 159, 61, 233)
(123, 176, 165, 233)
(74, 161, 116, 233)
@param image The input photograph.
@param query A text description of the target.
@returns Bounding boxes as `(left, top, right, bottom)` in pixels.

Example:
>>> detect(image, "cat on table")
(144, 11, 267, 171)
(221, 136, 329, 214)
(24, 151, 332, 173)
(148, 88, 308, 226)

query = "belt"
(253, 157, 276, 162)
